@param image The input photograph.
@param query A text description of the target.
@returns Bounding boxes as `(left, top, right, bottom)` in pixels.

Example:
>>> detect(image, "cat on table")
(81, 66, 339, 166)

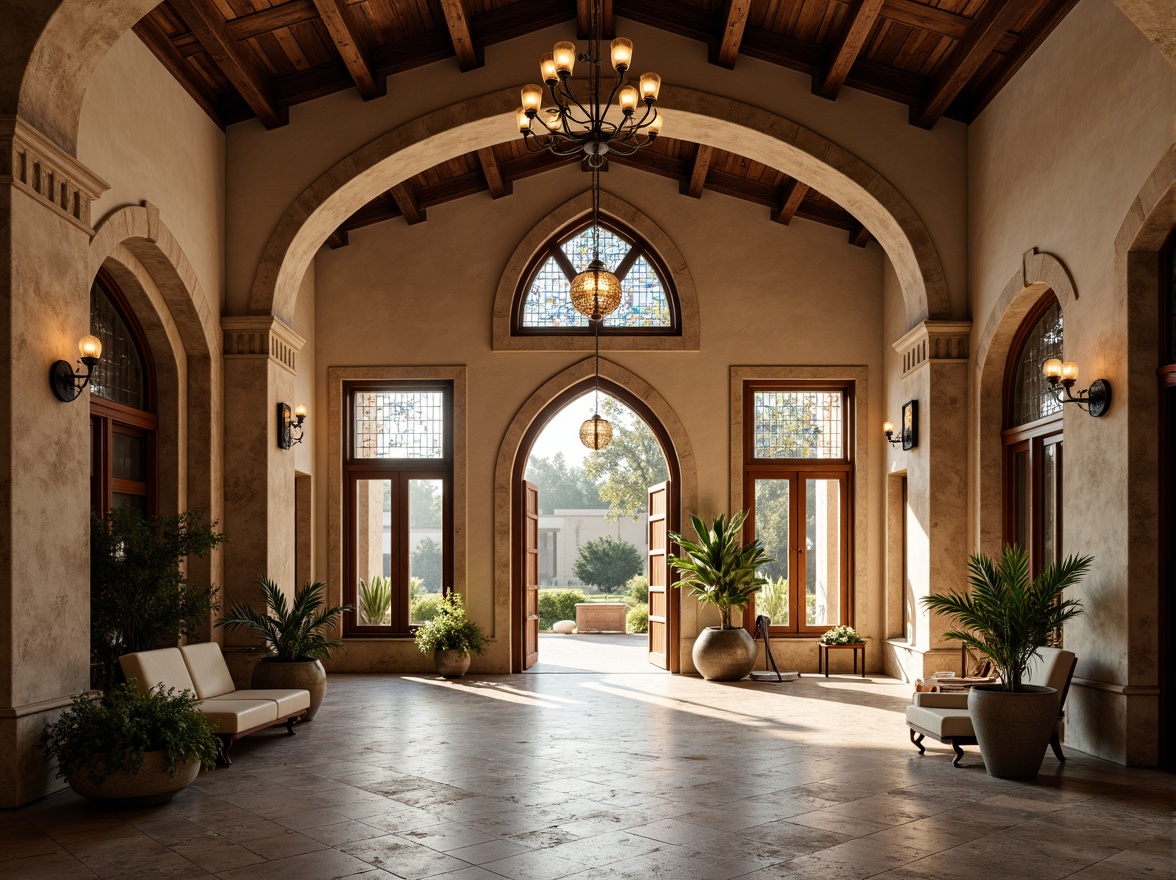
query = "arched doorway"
(511, 377, 682, 674)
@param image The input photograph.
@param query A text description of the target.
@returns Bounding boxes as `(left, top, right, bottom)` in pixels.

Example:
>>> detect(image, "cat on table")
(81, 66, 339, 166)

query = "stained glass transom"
(1010, 301, 1063, 427)
(520, 225, 671, 329)
(753, 391, 844, 459)
(353, 391, 445, 459)
(90, 279, 147, 410)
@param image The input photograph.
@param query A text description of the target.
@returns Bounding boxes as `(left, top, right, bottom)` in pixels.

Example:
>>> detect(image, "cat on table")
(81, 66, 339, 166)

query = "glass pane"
(753, 391, 844, 459)
(356, 479, 392, 626)
(353, 391, 445, 459)
(521, 254, 579, 327)
(90, 278, 147, 410)
(603, 255, 671, 328)
(1014, 450, 1029, 553)
(562, 225, 629, 273)
(1011, 301, 1063, 427)
(753, 479, 790, 627)
(409, 479, 444, 624)
(1042, 442, 1060, 567)
(111, 492, 146, 515)
(112, 432, 146, 482)
(806, 479, 841, 627)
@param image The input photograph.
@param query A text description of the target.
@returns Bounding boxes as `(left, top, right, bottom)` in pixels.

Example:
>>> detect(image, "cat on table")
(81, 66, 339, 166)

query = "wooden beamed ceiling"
(139, 0, 1082, 131)
(323, 136, 873, 249)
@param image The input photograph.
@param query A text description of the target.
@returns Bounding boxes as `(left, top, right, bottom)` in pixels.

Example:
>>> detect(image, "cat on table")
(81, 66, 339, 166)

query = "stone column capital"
(221, 315, 306, 374)
(892, 320, 972, 377)
(0, 115, 108, 231)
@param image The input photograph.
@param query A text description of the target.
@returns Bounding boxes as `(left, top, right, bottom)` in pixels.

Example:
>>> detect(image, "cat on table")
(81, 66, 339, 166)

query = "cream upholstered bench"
(120, 643, 310, 766)
(905, 646, 1076, 767)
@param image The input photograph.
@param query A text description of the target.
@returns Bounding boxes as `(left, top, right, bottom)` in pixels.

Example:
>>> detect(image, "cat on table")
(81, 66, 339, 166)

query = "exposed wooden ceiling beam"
(911, 0, 1022, 129)
(132, 15, 222, 125)
(476, 148, 512, 199)
(711, 0, 751, 69)
(577, 0, 614, 39)
(390, 182, 426, 225)
(169, 0, 286, 128)
(771, 180, 809, 225)
(311, 0, 383, 99)
(439, 0, 483, 71)
(815, 0, 884, 100)
(681, 144, 714, 198)
(848, 222, 872, 247)
(326, 228, 349, 249)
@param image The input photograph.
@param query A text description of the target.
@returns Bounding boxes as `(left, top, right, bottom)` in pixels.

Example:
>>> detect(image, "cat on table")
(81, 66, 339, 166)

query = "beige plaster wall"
(311, 162, 886, 672)
(967, 0, 1174, 763)
(293, 263, 316, 477)
(77, 29, 225, 309)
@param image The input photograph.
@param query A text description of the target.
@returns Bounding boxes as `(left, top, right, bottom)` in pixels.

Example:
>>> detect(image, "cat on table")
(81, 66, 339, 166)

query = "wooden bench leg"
(286, 715, 300, 736)
(951, 740, 965, 767)
(909, 727, 925, 754)
(217, 734, 234, 768)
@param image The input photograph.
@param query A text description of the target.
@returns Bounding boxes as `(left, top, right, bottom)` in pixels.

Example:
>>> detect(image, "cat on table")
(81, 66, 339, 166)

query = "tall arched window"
(1002, 293, 1063, 574)
(89, 273, 157, 516)
(513, 220, 678, 335)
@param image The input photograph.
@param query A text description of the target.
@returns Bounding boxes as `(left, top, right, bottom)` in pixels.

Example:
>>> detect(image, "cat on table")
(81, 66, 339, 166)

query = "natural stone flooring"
(4, 672, 1173, 879)
(524, 633, 652, 674)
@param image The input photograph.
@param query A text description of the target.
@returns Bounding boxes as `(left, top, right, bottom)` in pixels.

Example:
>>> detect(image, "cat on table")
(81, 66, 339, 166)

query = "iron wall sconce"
(884, 400, 918, 450)
(278, 402, 307, 448)
(50, 335, 103, 402)
(1042, 359, 1110, 417)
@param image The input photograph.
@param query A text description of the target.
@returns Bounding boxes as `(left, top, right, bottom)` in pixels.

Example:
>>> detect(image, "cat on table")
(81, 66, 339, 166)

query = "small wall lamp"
(50, 335, 103, 402)
(884, 400, 918, 450)
(1042, 359, 1111, 417)
(278, 402, 307, 448)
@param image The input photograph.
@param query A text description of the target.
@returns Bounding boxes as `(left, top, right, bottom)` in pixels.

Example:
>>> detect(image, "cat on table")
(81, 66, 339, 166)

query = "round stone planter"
(67, 752, 200, 807)
(434, 649, 472, 679)
(252, 658, 327, 720)
(692, 626, 757, 681)
(968, 683, 1060, 779)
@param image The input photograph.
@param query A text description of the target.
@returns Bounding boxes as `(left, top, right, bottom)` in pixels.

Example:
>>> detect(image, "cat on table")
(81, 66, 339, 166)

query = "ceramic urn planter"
(692, 626, 757, 681)
(252, 658, 328, 720)
(968, 684, 1060, 779)
(434, 649, 472, 679)
(67, 752, 200, 807)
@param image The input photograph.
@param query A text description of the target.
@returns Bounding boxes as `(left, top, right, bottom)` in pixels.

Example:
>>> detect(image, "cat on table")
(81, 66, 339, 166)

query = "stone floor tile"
(303, 820, 391, 847)
(626, 816, 729, 845)
(479, 848, 589, 880)
(216, 846, 379, 880)
(397, 821, 502, 853)
(0, 850, 98, 879)
(445, 836, 535, 864)
(241, 830, 330, 860)
(341, 834, 474, 878)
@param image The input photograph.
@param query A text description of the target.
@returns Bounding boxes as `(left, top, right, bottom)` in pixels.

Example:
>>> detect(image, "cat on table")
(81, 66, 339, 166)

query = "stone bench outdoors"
(575, 602, 629, 633)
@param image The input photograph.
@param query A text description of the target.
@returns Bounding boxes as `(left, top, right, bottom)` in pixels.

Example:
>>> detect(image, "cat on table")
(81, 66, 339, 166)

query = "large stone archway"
(247, 86, 951, 329)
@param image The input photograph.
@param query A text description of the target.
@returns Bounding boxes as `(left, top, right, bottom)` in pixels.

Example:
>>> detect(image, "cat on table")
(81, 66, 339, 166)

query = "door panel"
(523, 481, 540, 669)
(647, 482, 668, 668)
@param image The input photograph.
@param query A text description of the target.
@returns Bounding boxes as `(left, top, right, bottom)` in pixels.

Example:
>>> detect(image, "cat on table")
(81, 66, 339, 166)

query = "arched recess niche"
(493, 358, 699, 673)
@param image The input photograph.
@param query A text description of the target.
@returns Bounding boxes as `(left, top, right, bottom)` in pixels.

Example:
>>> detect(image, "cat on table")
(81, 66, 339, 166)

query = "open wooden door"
(647, 481, 669, 669)
(523, 480, 540, 669)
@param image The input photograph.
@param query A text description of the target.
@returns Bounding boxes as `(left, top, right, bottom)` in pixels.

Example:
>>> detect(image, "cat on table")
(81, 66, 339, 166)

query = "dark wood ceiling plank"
(577, 0, 614, 39)
(133, 14, 224, 125)
(439, 0, 483, 71)
(771, 179, 810, 224)
(326, 228, 349, 248)
(848, 221, 872, 246)
(169, 0, 287, 128)
(712, 0, 752, 68)
(681, 144, 714, 198)
(390, 182, 426, 224)
(311, 0, 384, 98)
(815, 0, 884, 99)
(911, 0, 1022, 129)
(476, 148, 512, 198)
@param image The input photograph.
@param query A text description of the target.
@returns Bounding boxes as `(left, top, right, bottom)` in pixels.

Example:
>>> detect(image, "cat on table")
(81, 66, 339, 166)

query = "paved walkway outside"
(524, 633, 656, 674)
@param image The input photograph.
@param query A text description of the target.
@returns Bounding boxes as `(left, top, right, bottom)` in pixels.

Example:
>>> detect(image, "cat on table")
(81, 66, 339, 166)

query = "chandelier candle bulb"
(648, 114, 663, 136)
(618, 86, 639, 114)
(1061, 361, 1080, 382)
(639, 72, 661, 102)
(294, 403, 307, 420)
(78, 335, 102, 360)
(516, 107, 531, 132)
(610, 38, 633, 71)
(1043, 358, 1063, 379)
(883, 420, 894, 435)
(540, 52, 558, 84)
(553, 41, 576, 76)
(521, 84, 543, 115)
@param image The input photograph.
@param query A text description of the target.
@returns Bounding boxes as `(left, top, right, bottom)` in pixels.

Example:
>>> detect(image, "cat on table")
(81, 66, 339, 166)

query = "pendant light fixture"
(579, 317, 613, 450)
(569, 163, 623, 321)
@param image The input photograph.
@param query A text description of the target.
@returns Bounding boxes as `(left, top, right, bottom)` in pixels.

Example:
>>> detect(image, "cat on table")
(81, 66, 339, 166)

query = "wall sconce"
(278, 402, 307, 448)
(50, 335, 102, 402)
(1042, 359, 1111, 417)
(884, 400, 918, 450)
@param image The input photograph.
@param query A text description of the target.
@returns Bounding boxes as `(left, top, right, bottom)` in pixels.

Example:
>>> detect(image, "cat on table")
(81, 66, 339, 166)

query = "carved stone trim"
(221, 315, 305, 374)
(0, 115, 108, 231)
(892, 320, 972, 377)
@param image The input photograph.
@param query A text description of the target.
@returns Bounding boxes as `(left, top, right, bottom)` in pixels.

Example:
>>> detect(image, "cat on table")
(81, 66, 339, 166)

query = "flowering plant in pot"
(414, 592, 487, 679)
(669, 511, 774, 681)
(923, 544, 1089, 778)
(216, 577, 351, 720)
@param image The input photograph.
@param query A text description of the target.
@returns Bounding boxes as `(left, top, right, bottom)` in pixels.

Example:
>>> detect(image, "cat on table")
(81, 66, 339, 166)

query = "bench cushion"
(912, 692, 969, 710)
(198, 698, 279, 733)
(906, 705, 974, 739)
(120, 648, 197, 695)
(230, 689, 310, 716)
(1026, 647, 1076, 692)
(179, 642, 237, 699)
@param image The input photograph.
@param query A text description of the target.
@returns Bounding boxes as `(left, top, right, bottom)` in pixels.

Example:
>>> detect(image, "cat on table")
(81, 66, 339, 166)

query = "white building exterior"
(538, 509, 648, 588)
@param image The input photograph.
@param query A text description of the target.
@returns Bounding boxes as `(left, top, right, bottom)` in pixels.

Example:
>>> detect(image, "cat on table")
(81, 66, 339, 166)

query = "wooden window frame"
(511, 218, 681, 337)
(342, 380, 454, 638)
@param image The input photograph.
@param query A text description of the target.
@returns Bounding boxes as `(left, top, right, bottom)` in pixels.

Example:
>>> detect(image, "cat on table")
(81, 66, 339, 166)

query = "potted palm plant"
(414, 592, 487, 678)
(669, 511, 774, 681)
(216, 578, 351, 720)
(923, 544, 1089, 778)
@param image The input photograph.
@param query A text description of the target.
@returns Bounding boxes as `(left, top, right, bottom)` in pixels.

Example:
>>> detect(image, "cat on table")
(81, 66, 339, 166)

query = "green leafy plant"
(755, 576, 789, 625)
(626, 603, 649, 634)
(216, 577, 352, 661)
(414, 593, 487, 655)
(538, 589, 587, 630)
(573, 536, 643, 595)
(922, 544, 1089, 692)
(669, 512, 775, 629)
(627, 575, 649, 605)
(39, 680, 220, 786)
(359, 575, 392, 626)
(820, 624, 862, 645)
(90, 508, 226, 691)
(411, 593, 444, 624)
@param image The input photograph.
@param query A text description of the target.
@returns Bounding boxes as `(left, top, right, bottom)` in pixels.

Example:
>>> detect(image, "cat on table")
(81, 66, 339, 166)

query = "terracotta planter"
(692, 626, 757, 681)
(252, 658, 327, 720)
(434, 649, 471, 679)
(67, 751, 200, 807)
(968, 683, 1060, 779)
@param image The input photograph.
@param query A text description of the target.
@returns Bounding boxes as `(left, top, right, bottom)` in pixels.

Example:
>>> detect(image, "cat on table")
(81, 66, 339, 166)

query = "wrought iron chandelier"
(579, 318, 613, 450)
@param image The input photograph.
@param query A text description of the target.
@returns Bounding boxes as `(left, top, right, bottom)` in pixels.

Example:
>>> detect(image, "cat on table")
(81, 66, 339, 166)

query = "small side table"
(818, 642, 865, 677)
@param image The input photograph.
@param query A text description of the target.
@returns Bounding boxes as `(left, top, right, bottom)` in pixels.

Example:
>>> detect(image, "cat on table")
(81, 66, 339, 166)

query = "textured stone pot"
(67, 752, 200, 807)
(692, 626, 757, 681)
(252, 658, 327, 720)
(434, 649, 472, 679)
(968, 684, 1060, 779)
